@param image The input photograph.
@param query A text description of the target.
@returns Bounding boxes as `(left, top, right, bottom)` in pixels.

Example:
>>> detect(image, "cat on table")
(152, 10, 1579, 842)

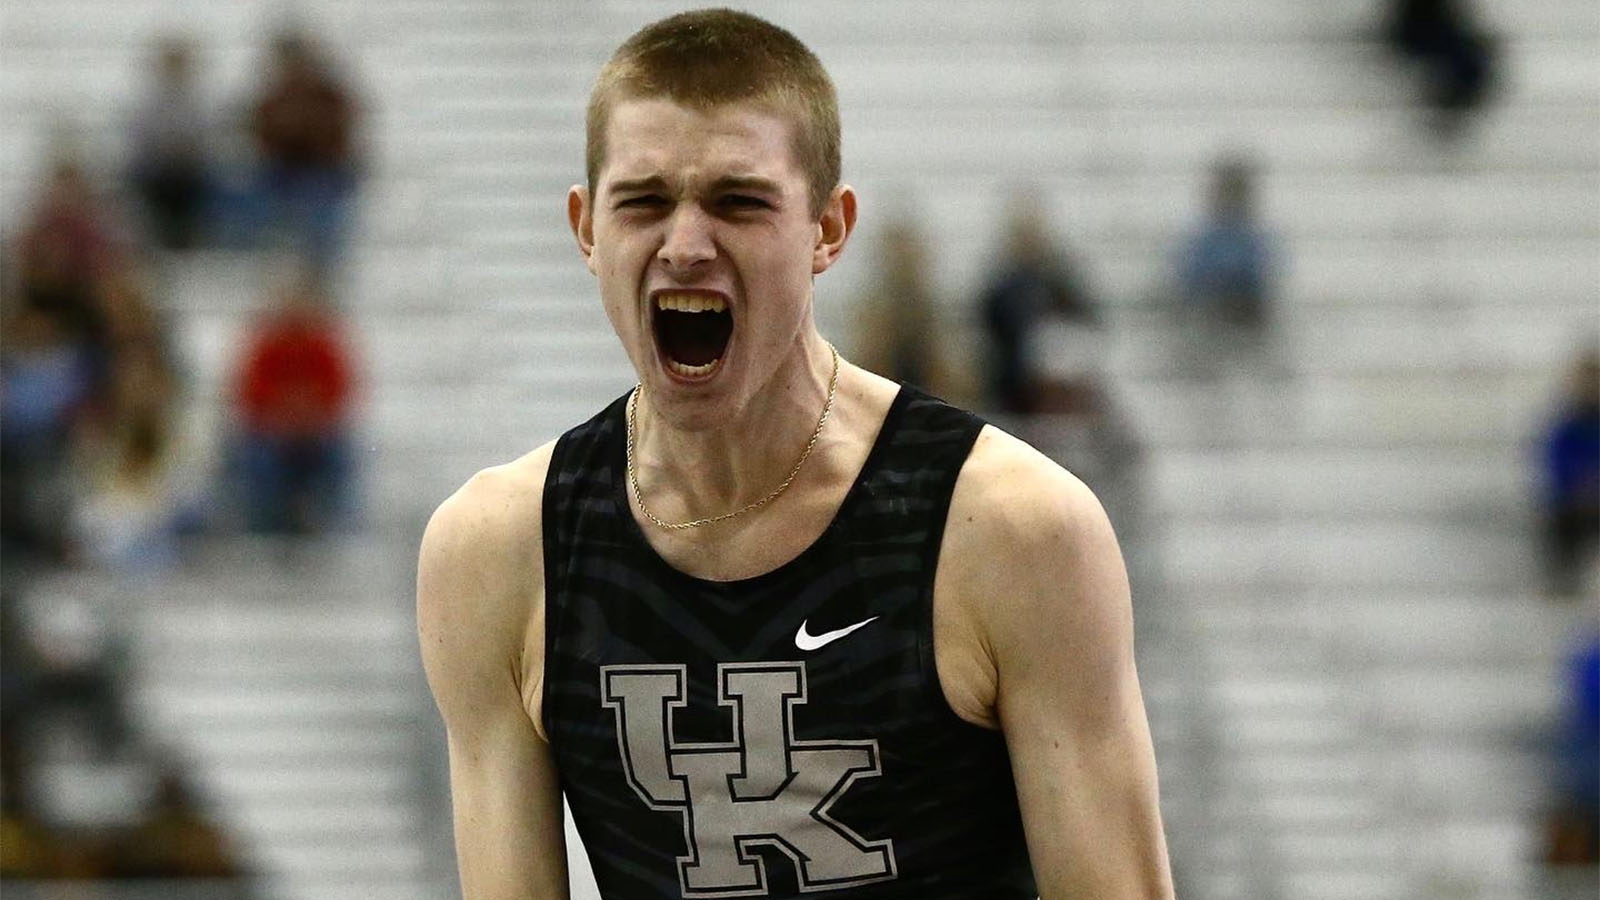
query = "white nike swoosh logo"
(794, 616, 879, 652)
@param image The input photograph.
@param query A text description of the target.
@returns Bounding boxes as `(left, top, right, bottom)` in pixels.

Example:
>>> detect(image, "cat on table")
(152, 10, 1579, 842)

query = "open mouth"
(653, 292, 733, 378)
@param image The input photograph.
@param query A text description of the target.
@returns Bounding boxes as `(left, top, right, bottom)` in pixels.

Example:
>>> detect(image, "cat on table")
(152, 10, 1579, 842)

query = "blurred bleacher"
(3, 0, 1596, 898)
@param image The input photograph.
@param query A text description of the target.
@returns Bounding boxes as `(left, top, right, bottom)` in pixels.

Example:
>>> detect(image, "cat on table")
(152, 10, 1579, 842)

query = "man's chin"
(642, 376, 748, 433)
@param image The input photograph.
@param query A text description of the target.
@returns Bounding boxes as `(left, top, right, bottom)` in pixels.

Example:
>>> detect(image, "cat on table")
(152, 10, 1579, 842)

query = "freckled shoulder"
(949, 423, 1104, 569)
(416, 442, 556, 737)
(932, 425, 1102, 726)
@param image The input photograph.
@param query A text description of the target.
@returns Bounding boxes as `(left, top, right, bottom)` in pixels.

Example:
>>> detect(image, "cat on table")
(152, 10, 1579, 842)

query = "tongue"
(658, 309, 732, 367)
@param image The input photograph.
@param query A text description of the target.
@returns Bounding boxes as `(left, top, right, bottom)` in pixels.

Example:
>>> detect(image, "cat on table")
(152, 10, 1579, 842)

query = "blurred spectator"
(0, 724, 54, 878)
(115, 758, 248, 880)
(1545, 621, 1599, 866)
(1, 309, 95, 561)
(979, 195, 1099, 415)
(975, 197, 1140, 525)
(229, 272, 358, 534)
(4, 156, 146, 433)
(851, 217, 974, 404)
(1173, 155, 1279, 377)
(3, 577, 254, 887)
(11, 585, 134, 762)
(128, 36, 214, 251)
(1384, 0, 1499, 138)
(1177, 156, 1274, 329)
(243, 28, 363, 270)
(1538, 347, 1600, 598)
(7, 156, 124, 343)
(3, 195, 196, 566)
(71, 317, 203, 574)
(1, 599, 46, 878)
(2, 576, 254, 883)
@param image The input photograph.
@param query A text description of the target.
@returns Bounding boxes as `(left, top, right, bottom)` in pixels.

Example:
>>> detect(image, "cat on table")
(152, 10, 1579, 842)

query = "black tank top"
(542, 385, 1037, 899)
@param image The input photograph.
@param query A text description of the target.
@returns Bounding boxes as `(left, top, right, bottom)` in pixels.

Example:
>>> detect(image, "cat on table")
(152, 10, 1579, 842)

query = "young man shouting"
(419, 9, 1174, 898)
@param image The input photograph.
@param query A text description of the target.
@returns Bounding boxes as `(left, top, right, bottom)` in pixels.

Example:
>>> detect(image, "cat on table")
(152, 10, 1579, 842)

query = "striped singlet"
(542, 385, 1037, 899)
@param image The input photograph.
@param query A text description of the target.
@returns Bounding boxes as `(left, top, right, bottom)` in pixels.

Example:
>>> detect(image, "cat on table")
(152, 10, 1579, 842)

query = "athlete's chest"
(549, 563, 947, 897)
(544, 548, 1018, 899)
(592, 490, 1000, 730)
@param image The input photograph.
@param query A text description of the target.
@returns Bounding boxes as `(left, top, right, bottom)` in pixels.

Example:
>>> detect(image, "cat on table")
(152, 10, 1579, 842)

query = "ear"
(812, 184, 857, 275)
(568, 184, 597, 275)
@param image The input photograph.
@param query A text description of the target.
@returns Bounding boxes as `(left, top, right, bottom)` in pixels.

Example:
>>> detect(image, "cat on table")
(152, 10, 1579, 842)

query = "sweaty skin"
(418, 98, 1174, 899)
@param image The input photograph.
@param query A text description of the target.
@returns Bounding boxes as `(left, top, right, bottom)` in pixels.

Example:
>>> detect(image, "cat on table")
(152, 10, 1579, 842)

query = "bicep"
(418, 483, 568, 899)
(990, 478, 1172, 899)
(444, 697, 569, 900)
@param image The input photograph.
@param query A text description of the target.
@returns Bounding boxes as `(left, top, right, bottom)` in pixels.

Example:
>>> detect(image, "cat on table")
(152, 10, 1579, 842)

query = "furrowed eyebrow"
(709, 175, 781, 196)
(604, 174, 784, 199)
(606, 175, 670, 195)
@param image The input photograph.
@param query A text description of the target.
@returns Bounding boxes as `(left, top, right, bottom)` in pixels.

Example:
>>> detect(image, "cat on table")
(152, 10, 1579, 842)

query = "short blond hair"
(585, 8, 841, 216)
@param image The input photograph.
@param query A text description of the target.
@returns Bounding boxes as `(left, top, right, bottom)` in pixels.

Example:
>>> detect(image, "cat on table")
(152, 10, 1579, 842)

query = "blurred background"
(1, 1, 1596, 898)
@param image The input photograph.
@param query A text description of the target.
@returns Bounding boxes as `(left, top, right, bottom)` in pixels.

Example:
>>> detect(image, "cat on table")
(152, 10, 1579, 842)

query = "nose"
(656, 204, 716, 275)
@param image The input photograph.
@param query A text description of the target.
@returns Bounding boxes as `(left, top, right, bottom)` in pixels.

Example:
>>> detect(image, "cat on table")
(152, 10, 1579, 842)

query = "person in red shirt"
(231, 273, 356, 533)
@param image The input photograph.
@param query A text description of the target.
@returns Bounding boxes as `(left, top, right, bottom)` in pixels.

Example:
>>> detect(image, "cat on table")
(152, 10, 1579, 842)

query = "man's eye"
(617, 195, 664, 209)
(721, 195, 769, 210)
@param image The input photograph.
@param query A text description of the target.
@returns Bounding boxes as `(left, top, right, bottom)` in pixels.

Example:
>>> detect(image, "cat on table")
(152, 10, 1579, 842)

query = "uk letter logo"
(600, 661, 898, 897)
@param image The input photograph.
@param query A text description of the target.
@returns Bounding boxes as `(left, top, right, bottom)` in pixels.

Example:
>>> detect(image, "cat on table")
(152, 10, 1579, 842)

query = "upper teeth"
(656, 293, 727, 313)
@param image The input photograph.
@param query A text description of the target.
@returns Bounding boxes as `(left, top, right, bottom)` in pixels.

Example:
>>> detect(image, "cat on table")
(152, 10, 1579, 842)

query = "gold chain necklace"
(627, 343, 839, 530)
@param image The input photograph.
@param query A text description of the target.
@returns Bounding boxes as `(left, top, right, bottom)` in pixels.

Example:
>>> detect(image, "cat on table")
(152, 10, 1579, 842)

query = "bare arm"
(417, 452, 569, 899)
(950, 430, 1173, 898)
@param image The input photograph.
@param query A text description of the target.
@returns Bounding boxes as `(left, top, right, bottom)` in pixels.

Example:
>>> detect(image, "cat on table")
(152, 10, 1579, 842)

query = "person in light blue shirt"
(1178, 155, 1275, 329)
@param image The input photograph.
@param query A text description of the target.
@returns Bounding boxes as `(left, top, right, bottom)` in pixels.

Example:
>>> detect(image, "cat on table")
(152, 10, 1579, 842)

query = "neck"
(631, 336, 838, 524)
